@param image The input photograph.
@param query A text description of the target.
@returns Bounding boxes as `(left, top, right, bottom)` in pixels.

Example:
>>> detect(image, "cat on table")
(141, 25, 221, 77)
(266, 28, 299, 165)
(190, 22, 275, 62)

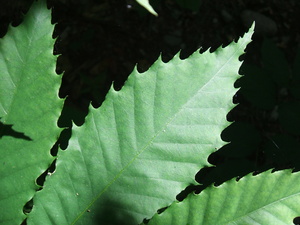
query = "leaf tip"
(136, 0, 158, 16)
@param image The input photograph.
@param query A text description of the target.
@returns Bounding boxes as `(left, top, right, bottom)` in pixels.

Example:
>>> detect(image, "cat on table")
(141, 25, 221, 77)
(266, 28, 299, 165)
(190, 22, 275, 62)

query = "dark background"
(1, 0, 300, 214)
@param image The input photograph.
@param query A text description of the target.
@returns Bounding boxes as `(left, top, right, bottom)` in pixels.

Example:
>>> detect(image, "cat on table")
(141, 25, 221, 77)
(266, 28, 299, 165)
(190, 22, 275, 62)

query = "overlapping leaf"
(0, 1, 62, 224)
(27, 24, 254, 224)
(147, 170, 300, 225)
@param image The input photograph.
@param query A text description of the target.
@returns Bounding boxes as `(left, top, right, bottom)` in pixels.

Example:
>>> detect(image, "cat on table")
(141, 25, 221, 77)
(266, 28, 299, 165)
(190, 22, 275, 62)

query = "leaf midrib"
(72, 43, 243, 224)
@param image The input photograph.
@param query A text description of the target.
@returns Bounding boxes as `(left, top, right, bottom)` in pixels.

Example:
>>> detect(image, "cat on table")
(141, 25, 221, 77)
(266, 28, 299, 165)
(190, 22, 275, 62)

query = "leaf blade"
(28, 25, 254, 225)
(0, 1, 62, 224)
(148, 170, 300, 225)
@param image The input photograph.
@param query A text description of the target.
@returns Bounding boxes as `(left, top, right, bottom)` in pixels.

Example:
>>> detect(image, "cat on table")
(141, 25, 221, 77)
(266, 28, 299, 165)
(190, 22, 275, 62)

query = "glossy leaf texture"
(0, 1, 63, 224)
(27, 24, 254, 224)
(147, 170, 300, 225)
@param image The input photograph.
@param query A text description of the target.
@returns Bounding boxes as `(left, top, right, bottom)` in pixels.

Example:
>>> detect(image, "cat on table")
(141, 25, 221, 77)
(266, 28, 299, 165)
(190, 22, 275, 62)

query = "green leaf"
(147, 170, 300, 225)
(0, 0, 62, 224)
(27, 25, 254, 224)
(135, 0, 158, 16)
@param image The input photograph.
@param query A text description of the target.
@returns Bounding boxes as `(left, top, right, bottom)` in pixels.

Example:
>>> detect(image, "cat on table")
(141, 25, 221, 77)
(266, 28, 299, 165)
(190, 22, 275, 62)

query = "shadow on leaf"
(0, 121, 32, 140)
(92, 198, 136, 225)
